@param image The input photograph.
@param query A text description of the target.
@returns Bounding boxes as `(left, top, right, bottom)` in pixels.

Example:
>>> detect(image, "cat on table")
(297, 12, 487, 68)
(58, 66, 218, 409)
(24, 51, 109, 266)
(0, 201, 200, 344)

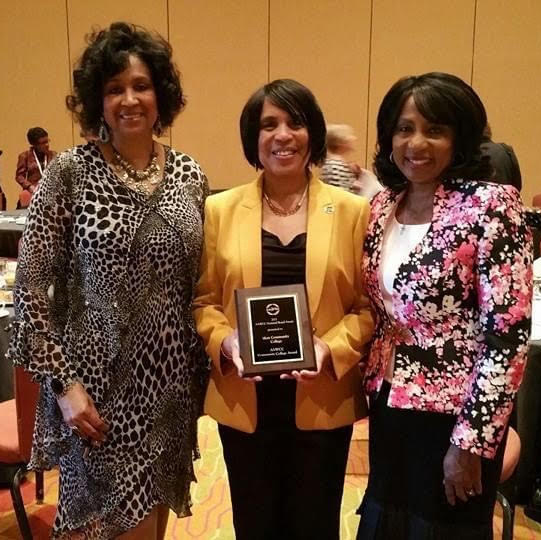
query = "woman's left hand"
(280, 335, 334, 383)
(443, 443, 482, 505)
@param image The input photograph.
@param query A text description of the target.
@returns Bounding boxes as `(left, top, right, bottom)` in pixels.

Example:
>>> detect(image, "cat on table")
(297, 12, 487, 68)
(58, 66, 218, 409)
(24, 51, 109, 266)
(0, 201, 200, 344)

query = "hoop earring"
(389, 151, 395, 164)
(98, 117, 110, 143)
(153, 116, 163, 137)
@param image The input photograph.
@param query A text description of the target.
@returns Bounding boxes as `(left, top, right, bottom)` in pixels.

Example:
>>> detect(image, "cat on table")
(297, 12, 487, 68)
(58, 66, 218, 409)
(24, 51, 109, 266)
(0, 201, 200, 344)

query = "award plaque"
(235, 284, 316, 376)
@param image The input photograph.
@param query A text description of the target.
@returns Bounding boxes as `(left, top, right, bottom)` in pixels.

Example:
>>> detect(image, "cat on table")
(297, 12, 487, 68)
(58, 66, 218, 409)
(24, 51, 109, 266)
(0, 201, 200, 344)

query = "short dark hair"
(27, 127, 48, 145)
(240, 79, 327, 169)
(66, 22, 185, 136)
(374, 72, 492, 189)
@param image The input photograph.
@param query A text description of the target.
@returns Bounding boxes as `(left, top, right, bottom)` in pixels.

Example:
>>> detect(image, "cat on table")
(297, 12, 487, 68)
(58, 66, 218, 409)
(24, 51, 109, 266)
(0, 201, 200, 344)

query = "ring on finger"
(466, 489, 475, 497)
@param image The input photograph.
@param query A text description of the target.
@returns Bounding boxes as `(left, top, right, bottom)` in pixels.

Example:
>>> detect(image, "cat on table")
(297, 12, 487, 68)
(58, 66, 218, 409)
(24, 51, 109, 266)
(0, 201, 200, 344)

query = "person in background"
(194, 79, 374, 540)
(356, 72, 532, 539)
(321, 123, 382, 200)
(8, 22, 208, 539)
(480, 123, 522, 191)
(15, 127, 56, 208)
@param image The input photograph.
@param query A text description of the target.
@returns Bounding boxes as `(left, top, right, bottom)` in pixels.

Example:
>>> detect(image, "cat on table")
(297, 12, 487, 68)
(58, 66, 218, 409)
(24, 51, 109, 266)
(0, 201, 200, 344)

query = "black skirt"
(357, 381, 506, 540)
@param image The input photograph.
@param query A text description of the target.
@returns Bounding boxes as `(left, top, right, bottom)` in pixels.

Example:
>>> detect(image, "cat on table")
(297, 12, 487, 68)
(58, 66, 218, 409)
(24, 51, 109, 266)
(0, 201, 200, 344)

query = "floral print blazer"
(362, 179, 532, 458)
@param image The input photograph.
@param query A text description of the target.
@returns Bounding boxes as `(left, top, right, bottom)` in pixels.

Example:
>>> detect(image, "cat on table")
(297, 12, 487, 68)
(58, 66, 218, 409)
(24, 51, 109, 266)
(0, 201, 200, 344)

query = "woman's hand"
(56, 382, 109, 446)
(280, 335, 334, 383)
(221, 330, 262, 382)
(443, 443, 482, 505)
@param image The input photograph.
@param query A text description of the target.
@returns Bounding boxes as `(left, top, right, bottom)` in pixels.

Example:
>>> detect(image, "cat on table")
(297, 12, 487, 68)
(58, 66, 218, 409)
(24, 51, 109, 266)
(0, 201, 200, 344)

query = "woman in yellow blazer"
(194, 79, 373, 540)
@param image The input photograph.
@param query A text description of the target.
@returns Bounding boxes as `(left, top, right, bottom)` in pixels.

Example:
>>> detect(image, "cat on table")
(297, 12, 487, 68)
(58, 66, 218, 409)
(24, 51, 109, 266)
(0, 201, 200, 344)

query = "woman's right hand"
(442, 443, 482, 505)
(56, 382, 109, 445)
(221, 330, 262, 382)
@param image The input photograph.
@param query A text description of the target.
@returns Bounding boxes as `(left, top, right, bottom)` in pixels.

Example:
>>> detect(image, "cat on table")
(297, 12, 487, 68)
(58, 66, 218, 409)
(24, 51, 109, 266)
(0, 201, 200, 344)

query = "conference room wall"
(0, 1, 538, 208)
(168, 1, 268, 190)
(0, 1, 72, 210)
(472, 0, 541, 208)
(268, 0, 371, 170)
(366, 0, 475, 172)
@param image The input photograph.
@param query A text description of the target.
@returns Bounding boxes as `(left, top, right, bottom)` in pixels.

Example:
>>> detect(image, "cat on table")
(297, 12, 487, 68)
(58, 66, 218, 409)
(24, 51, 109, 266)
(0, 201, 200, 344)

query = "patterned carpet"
(0, 417, 540, 539)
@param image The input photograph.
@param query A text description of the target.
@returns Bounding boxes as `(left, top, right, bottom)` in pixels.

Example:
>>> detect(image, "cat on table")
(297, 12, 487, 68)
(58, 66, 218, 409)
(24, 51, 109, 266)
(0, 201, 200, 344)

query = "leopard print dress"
(8, 142, 210, 538)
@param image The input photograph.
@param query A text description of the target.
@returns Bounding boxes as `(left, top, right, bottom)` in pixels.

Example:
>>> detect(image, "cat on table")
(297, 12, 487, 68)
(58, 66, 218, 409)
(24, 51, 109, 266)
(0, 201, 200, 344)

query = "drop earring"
(98, 117, 110, 143)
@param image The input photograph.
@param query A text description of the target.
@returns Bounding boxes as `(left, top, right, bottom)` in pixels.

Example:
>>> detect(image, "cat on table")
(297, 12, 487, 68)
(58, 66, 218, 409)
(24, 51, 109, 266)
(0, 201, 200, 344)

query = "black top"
(480, 139, 522, 191)
(258, 229, 307, 429)
(261, 229, 307, 287)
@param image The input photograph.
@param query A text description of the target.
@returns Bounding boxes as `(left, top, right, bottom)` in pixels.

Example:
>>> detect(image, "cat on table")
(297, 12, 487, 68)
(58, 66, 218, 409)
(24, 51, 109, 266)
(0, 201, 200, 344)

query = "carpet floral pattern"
(1, 417, 539, 539)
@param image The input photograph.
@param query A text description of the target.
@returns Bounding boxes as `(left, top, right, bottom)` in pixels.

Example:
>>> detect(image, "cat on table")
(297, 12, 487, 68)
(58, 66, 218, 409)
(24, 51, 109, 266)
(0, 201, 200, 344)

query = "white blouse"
(379, 212, 430, 379)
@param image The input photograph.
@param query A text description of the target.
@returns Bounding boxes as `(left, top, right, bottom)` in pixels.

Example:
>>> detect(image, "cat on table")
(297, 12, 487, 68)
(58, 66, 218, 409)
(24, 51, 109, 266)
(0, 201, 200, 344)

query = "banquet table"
(0, 210, 26, 258)
(516, 339, 541, 503)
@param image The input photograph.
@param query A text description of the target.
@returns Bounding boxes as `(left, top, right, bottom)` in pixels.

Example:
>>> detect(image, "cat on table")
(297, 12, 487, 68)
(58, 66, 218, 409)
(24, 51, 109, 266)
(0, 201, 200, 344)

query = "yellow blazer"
(194, 175, 374, 433)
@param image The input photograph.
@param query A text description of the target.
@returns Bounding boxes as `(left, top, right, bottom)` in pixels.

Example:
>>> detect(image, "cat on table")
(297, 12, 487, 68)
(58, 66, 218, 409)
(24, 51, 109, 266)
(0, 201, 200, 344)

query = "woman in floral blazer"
(357, 72, 532, 540)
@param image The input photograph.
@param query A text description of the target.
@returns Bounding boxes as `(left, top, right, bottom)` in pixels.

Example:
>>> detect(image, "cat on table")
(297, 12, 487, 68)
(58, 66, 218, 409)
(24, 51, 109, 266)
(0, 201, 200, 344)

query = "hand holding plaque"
(279, 334, 333, 382)
(234, 284, 316, 376)
(220, 330, 263, 382)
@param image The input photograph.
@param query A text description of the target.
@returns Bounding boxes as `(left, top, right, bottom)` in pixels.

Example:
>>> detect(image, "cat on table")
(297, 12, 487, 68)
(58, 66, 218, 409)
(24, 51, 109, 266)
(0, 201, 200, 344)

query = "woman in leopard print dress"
(8, 22, 209, 539)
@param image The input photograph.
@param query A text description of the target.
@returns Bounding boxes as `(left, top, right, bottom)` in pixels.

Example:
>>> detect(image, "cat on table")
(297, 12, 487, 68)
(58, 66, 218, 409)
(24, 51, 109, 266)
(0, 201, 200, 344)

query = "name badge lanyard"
(32, 149, 47, 177)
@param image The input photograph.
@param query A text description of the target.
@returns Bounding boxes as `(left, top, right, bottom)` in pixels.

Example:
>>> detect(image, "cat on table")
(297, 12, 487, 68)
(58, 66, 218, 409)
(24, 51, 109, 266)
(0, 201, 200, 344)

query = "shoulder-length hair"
(374, 72, 492, 189)
(240, 79, 326, 169)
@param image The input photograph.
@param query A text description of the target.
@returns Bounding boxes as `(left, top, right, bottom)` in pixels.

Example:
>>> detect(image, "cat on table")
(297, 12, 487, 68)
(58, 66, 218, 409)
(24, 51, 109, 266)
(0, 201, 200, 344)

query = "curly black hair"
(66, 22, 185, 136)
(373, 72, 492, 190)
(240, 79, 327, 169)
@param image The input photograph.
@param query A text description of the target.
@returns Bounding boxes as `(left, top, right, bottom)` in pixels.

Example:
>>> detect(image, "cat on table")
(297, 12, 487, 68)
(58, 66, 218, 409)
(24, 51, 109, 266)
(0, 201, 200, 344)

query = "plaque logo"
(266, 303, 280, 316)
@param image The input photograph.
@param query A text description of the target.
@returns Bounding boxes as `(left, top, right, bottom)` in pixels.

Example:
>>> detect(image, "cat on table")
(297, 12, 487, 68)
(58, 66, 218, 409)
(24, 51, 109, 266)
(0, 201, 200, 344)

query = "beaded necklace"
(111, 144, 161, 197)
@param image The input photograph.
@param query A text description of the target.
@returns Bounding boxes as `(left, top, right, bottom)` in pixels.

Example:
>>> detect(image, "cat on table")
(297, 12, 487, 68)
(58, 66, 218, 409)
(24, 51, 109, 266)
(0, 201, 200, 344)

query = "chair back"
(533, 193, 541, 208)
(14, 367, 39, 462)
(500, 426, 521, 483)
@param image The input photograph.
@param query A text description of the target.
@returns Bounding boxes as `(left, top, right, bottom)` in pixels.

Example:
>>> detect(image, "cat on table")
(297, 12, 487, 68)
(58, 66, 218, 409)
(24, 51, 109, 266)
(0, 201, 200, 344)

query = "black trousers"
(219, 422, 353, 540)
(357, 381, 505, 540)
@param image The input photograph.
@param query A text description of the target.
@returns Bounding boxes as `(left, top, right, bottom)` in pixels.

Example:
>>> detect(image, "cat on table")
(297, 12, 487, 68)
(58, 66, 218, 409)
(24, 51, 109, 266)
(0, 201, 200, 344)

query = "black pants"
(357, 381, 505, 540)
(219, 422, 353, 540)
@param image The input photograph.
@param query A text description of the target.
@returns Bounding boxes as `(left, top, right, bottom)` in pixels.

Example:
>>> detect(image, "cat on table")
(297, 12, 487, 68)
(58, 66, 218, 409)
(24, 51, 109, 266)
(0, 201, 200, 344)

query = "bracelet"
(220, 341, 233, 361)
(51, 377, 78, 398)
(60, 379, 78, 397)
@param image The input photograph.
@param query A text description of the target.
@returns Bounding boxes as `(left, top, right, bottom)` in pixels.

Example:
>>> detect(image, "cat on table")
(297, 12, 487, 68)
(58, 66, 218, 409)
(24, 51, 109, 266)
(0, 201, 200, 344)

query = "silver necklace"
(111, 144, 161, 197)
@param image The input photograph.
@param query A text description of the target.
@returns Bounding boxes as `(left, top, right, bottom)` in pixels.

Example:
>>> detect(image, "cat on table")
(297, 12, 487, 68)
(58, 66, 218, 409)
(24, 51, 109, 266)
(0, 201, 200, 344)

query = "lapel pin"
(323, 204, 335, 214)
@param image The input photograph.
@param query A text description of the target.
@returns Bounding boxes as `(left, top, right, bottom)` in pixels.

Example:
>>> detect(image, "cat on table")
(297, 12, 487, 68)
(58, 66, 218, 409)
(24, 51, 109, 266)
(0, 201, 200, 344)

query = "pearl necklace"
(263, 184, 309, 217)
(111, 144, 161, 197)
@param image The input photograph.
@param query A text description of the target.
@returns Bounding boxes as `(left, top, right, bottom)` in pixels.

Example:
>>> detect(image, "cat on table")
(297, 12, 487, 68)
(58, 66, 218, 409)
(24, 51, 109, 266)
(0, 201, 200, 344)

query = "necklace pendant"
(111, 144, 162, 197)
